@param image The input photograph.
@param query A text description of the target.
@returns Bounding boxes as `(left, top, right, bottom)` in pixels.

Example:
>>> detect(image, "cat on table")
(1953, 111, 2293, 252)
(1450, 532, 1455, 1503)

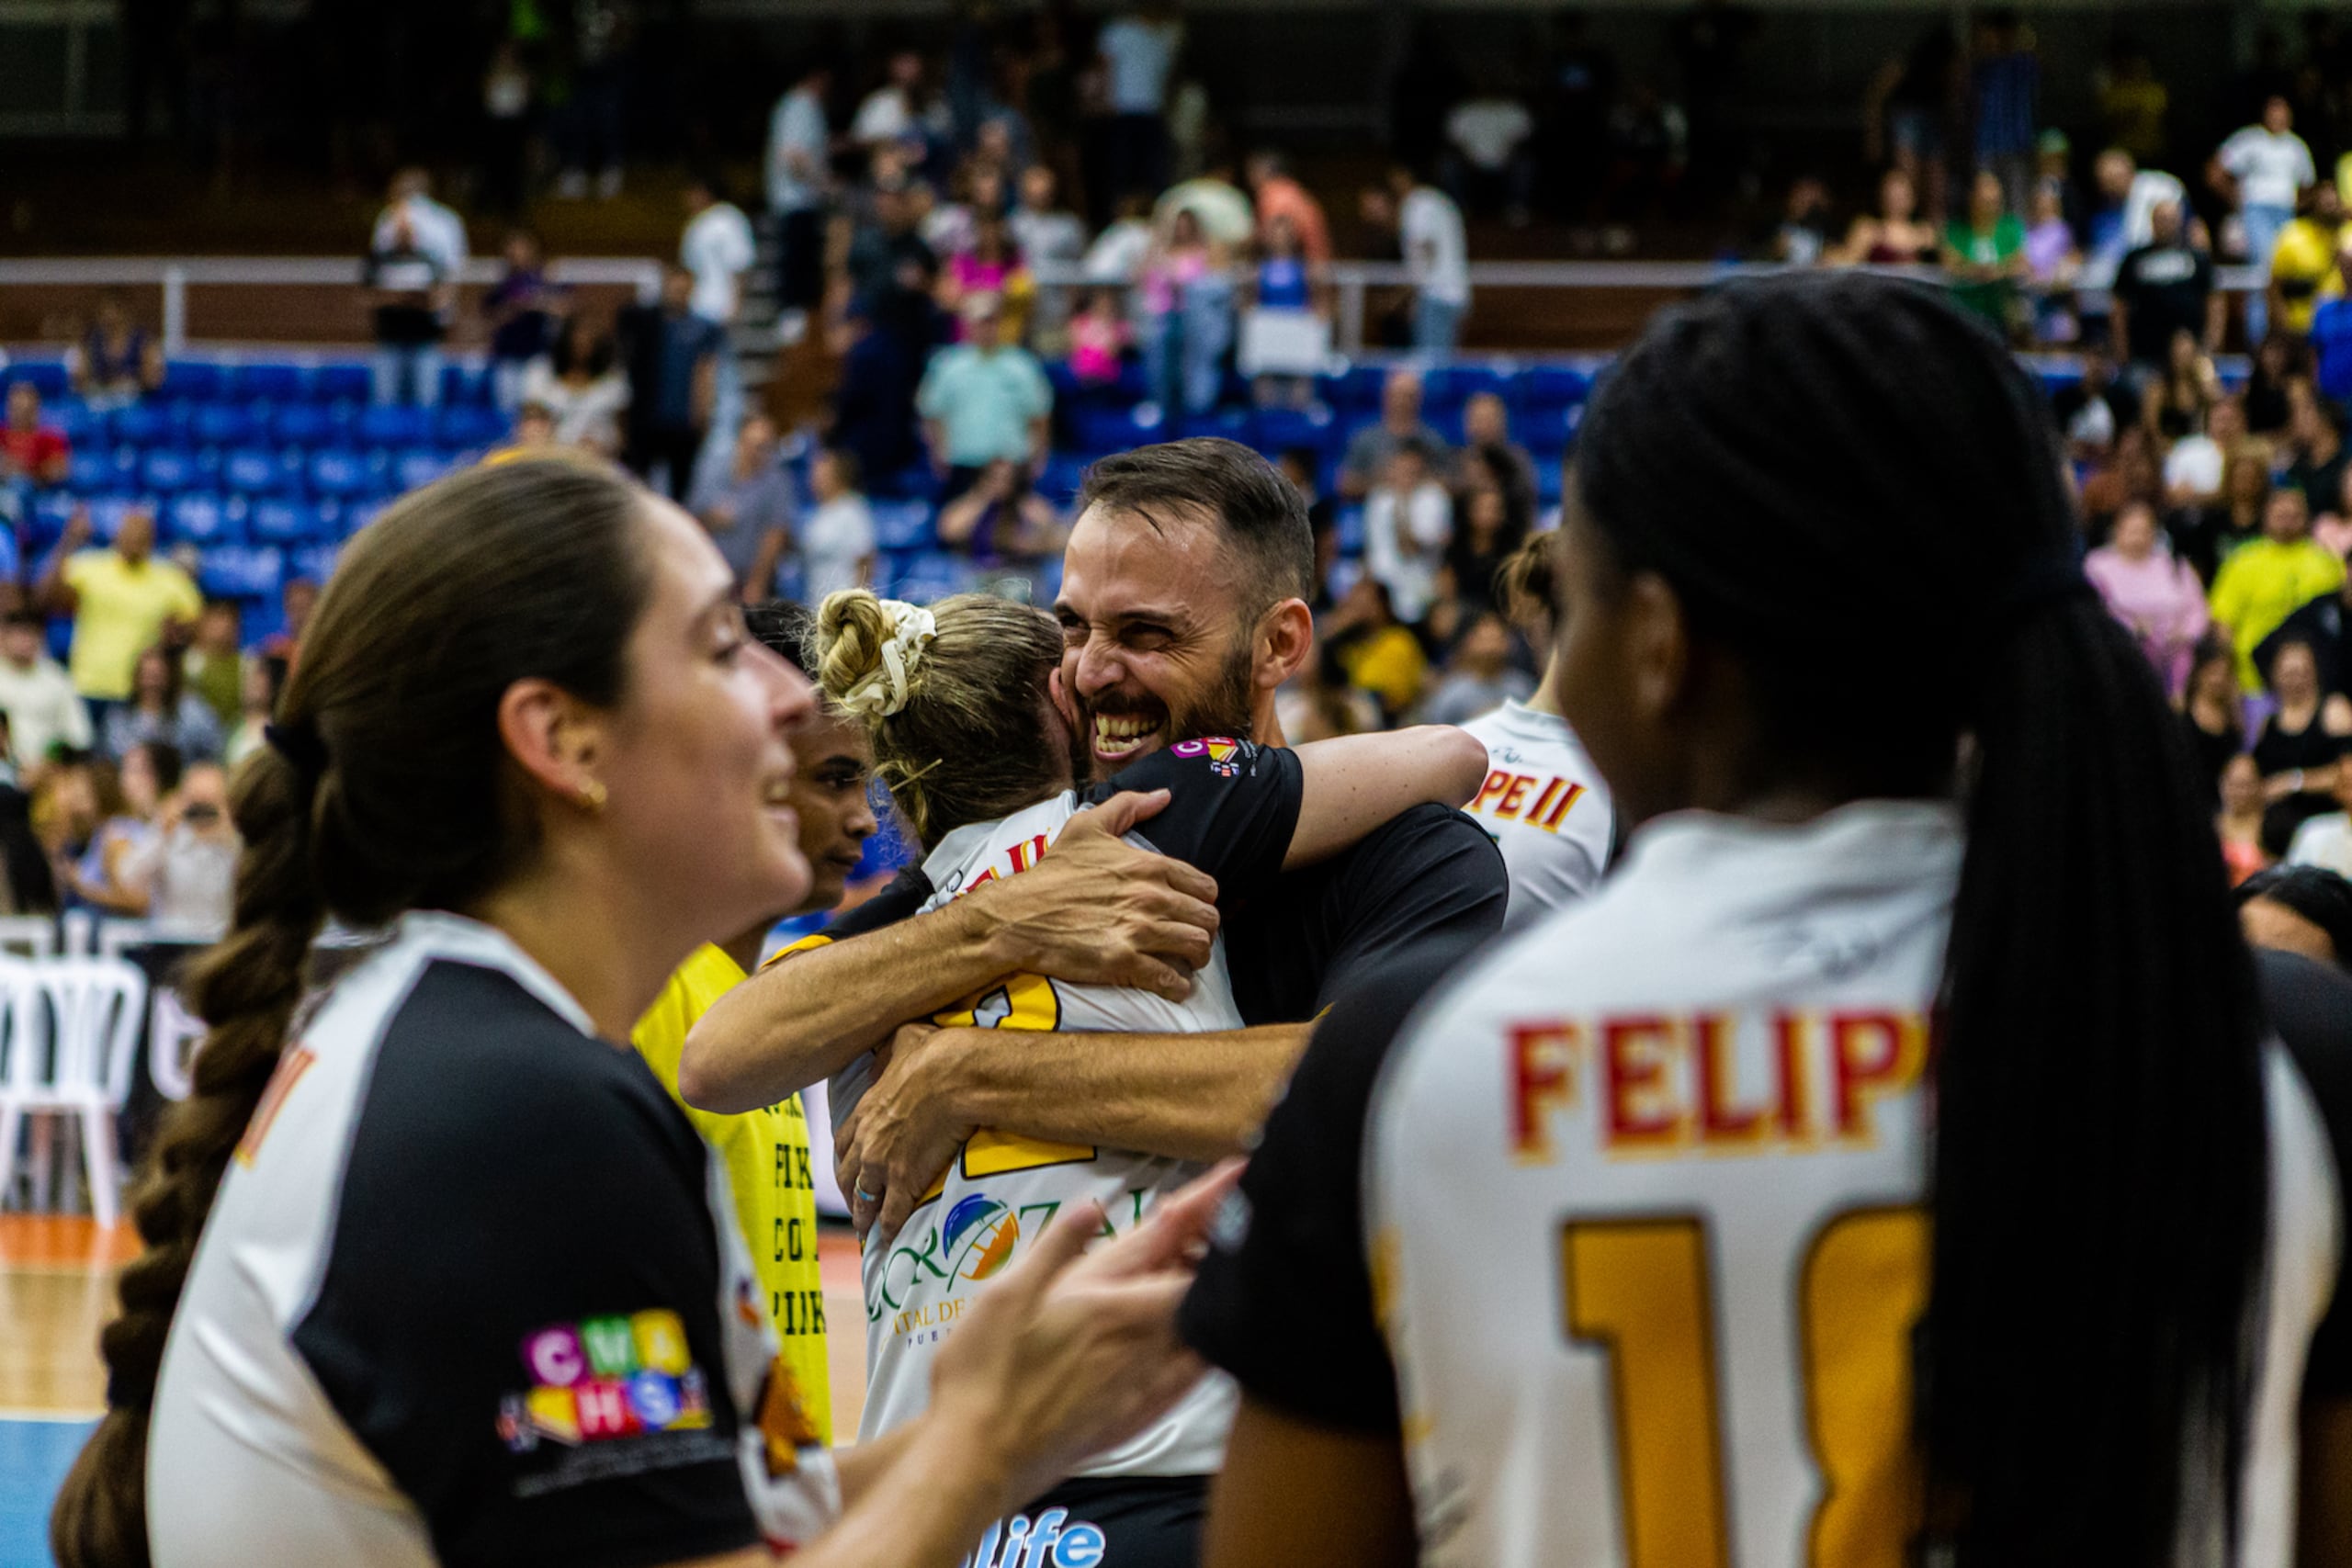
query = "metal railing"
(0, 256, 666, 355)
(0, 253, 2263, 357)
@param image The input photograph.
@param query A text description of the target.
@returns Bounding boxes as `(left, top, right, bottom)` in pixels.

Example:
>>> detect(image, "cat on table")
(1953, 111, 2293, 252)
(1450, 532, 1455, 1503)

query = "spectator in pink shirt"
(2086, 499, 2211, 694)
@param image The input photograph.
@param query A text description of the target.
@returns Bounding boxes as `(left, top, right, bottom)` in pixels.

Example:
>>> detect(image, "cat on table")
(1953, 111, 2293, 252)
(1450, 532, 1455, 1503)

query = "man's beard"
(1071, 638, 1259, 784)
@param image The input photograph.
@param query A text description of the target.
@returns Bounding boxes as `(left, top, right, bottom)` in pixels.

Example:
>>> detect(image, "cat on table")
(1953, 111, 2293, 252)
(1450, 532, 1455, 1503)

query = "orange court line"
(0, 1215, 141, 1269)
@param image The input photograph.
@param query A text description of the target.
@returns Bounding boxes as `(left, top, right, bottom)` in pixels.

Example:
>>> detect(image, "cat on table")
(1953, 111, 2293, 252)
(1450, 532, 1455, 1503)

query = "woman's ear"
(496, 677, 610, 810)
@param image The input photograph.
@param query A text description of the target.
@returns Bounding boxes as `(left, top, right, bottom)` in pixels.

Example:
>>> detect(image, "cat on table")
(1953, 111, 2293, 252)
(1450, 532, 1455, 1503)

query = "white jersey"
(1457, 699, 1614, 931)
(1366, 803, 2340, 1568)
(148, 912, 836, 1567)
(831, 739, 1307, 1480)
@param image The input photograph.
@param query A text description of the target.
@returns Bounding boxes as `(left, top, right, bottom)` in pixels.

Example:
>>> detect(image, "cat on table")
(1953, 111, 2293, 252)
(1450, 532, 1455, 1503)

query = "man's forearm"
(934, 1022, 1313, 1161)
(681, 900, 1014, 1112)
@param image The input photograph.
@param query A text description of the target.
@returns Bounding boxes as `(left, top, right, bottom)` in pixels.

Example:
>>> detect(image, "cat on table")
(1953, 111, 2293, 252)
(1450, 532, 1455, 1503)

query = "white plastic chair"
(149, 985, 209, 1103)
(0, 917, 56, 959)
(0, 957, 148, 1226)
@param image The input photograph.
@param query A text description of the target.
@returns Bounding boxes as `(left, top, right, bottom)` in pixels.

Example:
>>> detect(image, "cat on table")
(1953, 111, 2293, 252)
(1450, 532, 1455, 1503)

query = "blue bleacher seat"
(356, 405, 432, 447)
(1335, 503, 1366, 557)
(1422, 365, 1510, 409)
(434, 403, 506, 449)
(164, 492, 237, 545)
(4, 362, 69, 399)
(269, 403, 334, 446)
(1517, 406, 1572, 455)
(1037, 453, 1090, 506)
(190, 402, 259, 447)
(337, 497, 392, 537)
(391, 447, 455, 492)
(156, 362, 225, 403)
(871, 464, 942, 502)
(437, 363, 491, 406)
(1180, 407, 1257, 444)
(66, 452, 117, 492)
(29, 491, 79, 548)
(1516, 365, 1589, 412)
(869, 499, 936, 552)
(248, 498, 326, 543)
(49, 401, 106, 448)
(1256, 406, 1337, 457)
(85, 494, 153, 542)
(884, 550, 970, 605)
(1073, 403, 1166, 455)
(1319, 364, 1387, 411)
(99, 446, 143, 489)
(230, 363, 307, 404)
(292, 544, 342, 585)
(198, 544, 286, 601)
(110, 403, 174, 448)
(306, 448, 378, 499)
(314, 365, 373, 405)
(141, 448, 198, 493)
(220, 446, 289, 495)
(1533, 456, 1564, 507)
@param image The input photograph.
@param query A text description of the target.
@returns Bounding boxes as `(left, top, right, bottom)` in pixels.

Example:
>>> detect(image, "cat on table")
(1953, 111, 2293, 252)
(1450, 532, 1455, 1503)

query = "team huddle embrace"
(51, 272, 2352, 1568)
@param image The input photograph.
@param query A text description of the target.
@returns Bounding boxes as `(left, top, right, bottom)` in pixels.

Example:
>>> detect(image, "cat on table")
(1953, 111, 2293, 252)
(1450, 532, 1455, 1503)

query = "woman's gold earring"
(577, 779, 608, 811)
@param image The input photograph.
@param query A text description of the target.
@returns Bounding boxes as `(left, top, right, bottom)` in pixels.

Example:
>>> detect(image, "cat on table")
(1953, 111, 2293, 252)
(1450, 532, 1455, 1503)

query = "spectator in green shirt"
(1944, 168, 2029, 336)
(916, 293, 1055, 502)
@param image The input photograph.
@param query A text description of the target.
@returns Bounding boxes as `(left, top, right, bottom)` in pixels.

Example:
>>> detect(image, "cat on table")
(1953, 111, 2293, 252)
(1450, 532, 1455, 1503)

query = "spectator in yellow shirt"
(1325, 574, 1430, 721)
(2267, 182, 2346, 341)
(35, 505, 202, 713)
(631, 602, 881, 1443)
(2211, 486, 2348, 690)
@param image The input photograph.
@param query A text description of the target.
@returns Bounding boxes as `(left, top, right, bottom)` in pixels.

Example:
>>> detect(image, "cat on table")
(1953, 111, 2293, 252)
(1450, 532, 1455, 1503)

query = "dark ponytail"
(53, 457, 651, 1568)
(1574, 274, 2267, 1565)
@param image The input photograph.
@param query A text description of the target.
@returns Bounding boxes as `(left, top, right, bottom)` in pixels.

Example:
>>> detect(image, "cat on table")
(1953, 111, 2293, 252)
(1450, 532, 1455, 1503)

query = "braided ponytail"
(51, 457, 652, 1567)
(52, 743, 322, 1568)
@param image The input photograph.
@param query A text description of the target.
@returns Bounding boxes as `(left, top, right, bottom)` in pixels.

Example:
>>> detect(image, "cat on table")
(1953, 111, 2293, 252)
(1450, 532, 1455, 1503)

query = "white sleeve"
(737, 1438, 842, 1554)
(1410, 488, 1453, 547)
(2221, 130, 2256, 176)
(2298, 140, 2318, 188)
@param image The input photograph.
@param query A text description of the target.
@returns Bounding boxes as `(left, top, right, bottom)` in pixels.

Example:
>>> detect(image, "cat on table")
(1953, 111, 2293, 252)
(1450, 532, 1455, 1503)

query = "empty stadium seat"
(1423, 365, 1510, 408)
(66, 453, 118, 493)
(248, 498, 327, 543)
(48, 402, 107, 448)
(306, 448, 379, 499)
(1516, 365, 1589, 412)
(268, 403, 335, 446)
(140, 449, 198, 493)
(1335, 504, 1366, 557)
(1319, 364, 1388, 410)
(110, 404, 175, 448)
(221, 446, 290, 495)
(29, 492, 79, 547)
(434, 403, 506, 449)
(230, 363, 307, 405)
(155, 362, 225, 402)
(356, 405, 432, 447)
(4, 362, 69, 399)
(391, 447, 455, 492)
(1517, 406, 1572, 454)
(1037, 453, 1090, 505)
(165, 493, 237, 545)
(1256, 405, 1338, 457)
(315, 365, 374, 405)
(338, 497, 392, 536)
(1533, 457, 1565, 506)
(869, 499, 937, 552)
(198, 545, 285, 601)
(190, 403, 260, 447)
(1072, 403, 1166, 454)
(291, 544, 341, 585)
(437, 363, 491, 406)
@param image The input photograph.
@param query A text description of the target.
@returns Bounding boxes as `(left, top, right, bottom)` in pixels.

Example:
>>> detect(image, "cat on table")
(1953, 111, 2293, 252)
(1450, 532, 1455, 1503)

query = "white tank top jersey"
(829, 739, 1307, 1480)
(147, 912, 838, 1568)
(1456, 699, 1614, 931)
(1365, 804, 2341, 1568)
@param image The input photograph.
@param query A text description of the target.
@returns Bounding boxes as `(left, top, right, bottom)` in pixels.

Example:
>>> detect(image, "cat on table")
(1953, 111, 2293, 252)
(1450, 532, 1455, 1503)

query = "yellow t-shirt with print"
(633, 943, 831, 1443)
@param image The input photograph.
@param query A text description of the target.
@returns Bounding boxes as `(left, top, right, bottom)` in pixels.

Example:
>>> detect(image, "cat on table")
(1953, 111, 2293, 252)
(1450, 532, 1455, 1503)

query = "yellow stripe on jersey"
(633, 944, 832, 1444)
(763, 931, 833, 969)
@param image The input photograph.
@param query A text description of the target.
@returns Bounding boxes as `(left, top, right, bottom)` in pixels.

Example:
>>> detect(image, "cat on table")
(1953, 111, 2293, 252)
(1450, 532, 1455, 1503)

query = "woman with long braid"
(49, 458, 1233, 1568)
(1184, 272, 2352, 1567)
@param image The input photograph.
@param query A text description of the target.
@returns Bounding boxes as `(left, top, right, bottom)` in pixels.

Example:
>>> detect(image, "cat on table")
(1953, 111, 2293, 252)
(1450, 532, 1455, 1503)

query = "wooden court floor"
(0, 1215, 872, 1568)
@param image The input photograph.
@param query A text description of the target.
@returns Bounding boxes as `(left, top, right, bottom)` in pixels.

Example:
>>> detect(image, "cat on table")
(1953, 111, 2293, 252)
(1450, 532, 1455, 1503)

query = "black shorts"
(967, 1474, 1208, 1568)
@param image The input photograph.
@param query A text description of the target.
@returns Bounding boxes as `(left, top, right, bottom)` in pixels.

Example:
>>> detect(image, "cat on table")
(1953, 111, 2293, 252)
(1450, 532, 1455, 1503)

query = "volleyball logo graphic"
(942, 1193, 1021, 1284)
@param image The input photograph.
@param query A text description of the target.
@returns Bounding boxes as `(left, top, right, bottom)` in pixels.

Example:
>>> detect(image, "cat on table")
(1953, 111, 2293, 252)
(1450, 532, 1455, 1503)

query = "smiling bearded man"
(675, 436, 1507, 1568)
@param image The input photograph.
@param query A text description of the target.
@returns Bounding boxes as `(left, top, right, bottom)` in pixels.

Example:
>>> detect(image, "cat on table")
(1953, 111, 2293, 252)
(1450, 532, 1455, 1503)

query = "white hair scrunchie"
(835, 599, 938, 719)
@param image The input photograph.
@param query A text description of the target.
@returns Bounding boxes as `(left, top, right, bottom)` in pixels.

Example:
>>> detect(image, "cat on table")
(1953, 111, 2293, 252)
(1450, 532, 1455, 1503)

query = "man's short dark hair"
(1074, 438, 1316, 614)
(2239, 864, 2352, 965)
(745, 599, 819, 681)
